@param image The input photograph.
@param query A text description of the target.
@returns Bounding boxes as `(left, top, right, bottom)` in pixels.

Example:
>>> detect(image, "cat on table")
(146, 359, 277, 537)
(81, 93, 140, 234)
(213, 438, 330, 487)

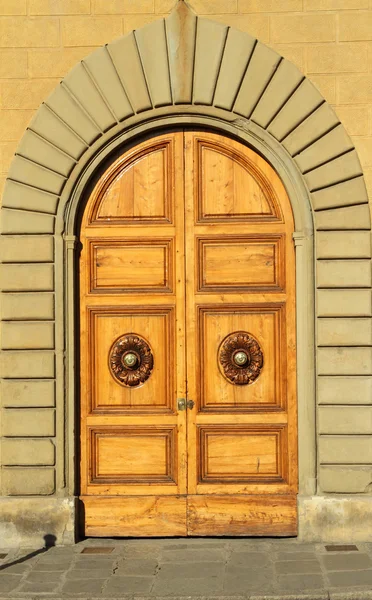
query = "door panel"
(80, 130, 297, 536)
(80, 133, 187, 518)
(185, 131, 297, 532)
(88, 306, 175, 413)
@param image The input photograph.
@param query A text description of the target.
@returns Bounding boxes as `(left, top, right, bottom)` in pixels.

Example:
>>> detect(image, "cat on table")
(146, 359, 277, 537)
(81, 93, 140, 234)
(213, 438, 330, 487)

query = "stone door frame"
(64, 114, 315, 501)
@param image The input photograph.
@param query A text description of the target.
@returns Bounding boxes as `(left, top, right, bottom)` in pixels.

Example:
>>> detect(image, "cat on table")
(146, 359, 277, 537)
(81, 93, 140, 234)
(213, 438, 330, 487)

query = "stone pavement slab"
(2, 538, 372, 598)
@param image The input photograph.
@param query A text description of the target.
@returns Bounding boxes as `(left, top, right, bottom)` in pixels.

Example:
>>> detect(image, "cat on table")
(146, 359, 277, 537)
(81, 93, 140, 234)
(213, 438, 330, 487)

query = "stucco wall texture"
(1, 0, 372, 206)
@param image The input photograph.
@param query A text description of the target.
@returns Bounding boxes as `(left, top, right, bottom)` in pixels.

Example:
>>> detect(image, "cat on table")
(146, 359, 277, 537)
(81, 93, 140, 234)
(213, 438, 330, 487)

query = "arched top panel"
(0, 0, 370, 235)
(86, 131, 290, 230)
(88, 136, 175, 226)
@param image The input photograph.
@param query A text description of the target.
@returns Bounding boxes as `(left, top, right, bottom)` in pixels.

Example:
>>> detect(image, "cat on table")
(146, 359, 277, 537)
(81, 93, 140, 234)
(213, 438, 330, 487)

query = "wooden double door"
(79, 130, 298, 537)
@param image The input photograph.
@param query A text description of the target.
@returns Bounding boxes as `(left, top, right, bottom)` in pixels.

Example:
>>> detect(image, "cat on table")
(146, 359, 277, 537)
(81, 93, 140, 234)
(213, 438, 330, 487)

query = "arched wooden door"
(79, 130, 298, 537)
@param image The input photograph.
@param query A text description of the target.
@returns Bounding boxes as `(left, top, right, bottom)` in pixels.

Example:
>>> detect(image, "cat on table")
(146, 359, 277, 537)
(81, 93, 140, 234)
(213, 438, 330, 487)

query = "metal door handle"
(177, 398, 195, 411)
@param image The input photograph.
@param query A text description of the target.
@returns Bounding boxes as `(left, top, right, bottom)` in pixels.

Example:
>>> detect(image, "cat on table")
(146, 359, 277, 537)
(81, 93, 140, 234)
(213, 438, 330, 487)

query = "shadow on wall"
(0, 534, 56, 571)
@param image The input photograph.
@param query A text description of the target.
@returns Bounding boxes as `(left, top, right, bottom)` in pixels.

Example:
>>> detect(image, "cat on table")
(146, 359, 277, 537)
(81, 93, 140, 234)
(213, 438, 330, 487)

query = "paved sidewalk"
(2, 537, 372, 599)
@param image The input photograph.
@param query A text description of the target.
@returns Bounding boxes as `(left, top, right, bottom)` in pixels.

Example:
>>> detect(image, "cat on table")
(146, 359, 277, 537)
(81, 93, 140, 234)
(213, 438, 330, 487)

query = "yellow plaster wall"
(1, 0, 372, 199)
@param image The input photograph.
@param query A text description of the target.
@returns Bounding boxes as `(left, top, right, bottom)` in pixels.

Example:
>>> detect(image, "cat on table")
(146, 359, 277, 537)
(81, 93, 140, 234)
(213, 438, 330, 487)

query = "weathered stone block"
(0, 497, 75, 546)
(268, 79, 323, 142)
(30, 104, 87, 161)
(317, 260, 371, 288)
(352, 137, 372, 169)
(0, 49, 28, 78)
(339, 12, 372, 41)
(319, 435, 372, 463)
(29, 47, 96, 79)
(1, 264, 54, 292)
(17, 130, 75, 178)
(1, 379, 55, 407)
(334, 105, 370, 137)
(318, 375, 372, 404)
(338, 74, 372, 104)
(7, 157, 65, 196)
(46, 85, 100, 145)
(284, 103, 339, 157)
(2, 408, 55, 437)
(307, 42, 368, 74)
(317, 289, 372, 316)
(319, 466, 372, 493)
(1, 439, 55, 466)
(0, 235, 53, 263)
(0, 111, 32, 143)
(61, 16, 123, 47)
(318, 318, 372, 346)
(295, 125, 352, 174)
(1, 293, 54, 320)
(251, 59, 303, 129)
(64, 62, 116, 132)
(305, 151, 362, 192)
(1, 209, 55, 235)
(1, 351, 55, 378)
(30, 0, 90, 14)
(92, 0, 154, 13)
(1, 322, 55, 350)
(299, 496, 372, 542)
(305, 0, 368, 7)
(0, 16, 59, 47)
(317, 347, 372, 375)
(240, 0, 302, 10)
(83, 47, 133, 121)
(189, 0, 237, 13)
(0, 79, 60, 110)
(2, 468, 55, 495)
(2, 180, 59, 214)
(211, 14, 269, 43)
(0, 0, 27, 15)
(317, 232, 370, 259)
(311, 176, 368, 211)
(319, 406, 372, 434)
(315, 205, 371, 231)
(271, 14, 336, 43)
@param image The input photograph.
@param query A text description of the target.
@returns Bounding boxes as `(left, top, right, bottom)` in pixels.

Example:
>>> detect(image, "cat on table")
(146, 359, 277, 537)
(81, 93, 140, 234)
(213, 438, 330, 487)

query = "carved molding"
(109, 333, 154, 388)
(219, 331, 264, 385)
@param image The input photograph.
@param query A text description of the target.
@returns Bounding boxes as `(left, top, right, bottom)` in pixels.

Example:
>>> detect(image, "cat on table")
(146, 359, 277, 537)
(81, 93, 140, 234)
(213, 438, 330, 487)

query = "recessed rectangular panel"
(90, 239, 174, 293)
(187, 495, 297, 536)
(199, 426, 286, 483)
(90, 427, 175, 484)
(198, 236, 284, 292)
(82, 496, 187, 537)
(199, 305, 285, 411)
(88, 306, 175, 413)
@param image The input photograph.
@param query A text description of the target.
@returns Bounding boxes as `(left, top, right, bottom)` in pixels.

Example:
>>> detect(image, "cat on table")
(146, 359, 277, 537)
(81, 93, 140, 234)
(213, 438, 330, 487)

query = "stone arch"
(1, 0, 371, 544)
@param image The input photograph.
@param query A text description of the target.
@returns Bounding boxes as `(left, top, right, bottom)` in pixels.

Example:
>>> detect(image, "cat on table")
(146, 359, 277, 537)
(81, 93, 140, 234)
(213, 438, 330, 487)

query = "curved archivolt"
(1, 0, 370, 233)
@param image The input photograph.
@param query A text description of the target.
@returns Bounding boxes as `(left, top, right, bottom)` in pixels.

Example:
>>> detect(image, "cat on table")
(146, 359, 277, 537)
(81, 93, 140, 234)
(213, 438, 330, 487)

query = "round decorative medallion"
(109, 333, 154, 388)
(218, 331, 264, 385)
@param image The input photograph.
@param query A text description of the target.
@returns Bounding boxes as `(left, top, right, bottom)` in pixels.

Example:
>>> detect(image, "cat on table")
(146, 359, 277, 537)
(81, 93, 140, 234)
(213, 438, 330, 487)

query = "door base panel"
(187, 495, 297, 536)
(81, 496, 187, 537)
(81, 494, 297, 537)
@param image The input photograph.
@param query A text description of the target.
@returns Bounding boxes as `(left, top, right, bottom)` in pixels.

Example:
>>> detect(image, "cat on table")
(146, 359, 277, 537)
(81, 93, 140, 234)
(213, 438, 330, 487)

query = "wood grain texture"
(185, 132, 297, 520)
(82, 496, 187, 537)
(79, 130, 298, 536)
(89, 239, 174, 294)
(187, 495, 297, 536)
(89, 139, 175, 225)
(198, 235, 285, 293)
